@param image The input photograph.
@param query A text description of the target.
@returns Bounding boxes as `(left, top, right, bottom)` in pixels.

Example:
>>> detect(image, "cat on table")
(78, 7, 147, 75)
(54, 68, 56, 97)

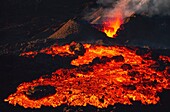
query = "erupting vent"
(5, 42, 170, 108)
(102, 17, 123, 38)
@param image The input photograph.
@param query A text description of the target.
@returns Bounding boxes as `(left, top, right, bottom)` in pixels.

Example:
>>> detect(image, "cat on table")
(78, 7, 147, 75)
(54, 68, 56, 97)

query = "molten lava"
(102, 17, 123, 38)
(5, 43, 170, 109)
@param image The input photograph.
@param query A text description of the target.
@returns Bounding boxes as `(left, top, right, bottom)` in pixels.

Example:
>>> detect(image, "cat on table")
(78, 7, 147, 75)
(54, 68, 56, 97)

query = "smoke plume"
(97, 0, 170, 19)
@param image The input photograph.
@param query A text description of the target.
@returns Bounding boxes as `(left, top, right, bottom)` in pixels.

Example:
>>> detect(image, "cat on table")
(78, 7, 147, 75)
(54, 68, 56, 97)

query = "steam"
(97, 0, 170, 19)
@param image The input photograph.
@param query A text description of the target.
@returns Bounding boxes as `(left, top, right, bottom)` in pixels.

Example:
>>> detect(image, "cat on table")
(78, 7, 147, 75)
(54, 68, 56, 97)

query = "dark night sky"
(0, 0, 95, 17)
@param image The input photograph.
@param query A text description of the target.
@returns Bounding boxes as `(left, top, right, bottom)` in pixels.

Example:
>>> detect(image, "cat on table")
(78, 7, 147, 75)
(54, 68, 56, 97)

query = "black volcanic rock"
(77, 65, 93, 73)
(121, 64, 132, 70)
(92, 57, 101, 64)
(117, 15, 170, 49)
(69, 42, 86, 56)
(149, 61, 166, 71)
(53, 54, 76, 68)
(135, 48, 150, 56)
(123, 85, 136, 90)
(112, 55, 124, 62)
(167, 68, 170, 74)
(128, 71, 140, 77)
(34, 53, 53, 63)
(25, 85, 56, 100)
(100, 56, 111, 64)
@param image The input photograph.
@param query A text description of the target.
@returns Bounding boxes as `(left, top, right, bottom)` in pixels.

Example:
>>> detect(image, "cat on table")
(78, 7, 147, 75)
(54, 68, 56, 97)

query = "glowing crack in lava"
(102, 17, 123, 38)
(5, 43, 170, 108)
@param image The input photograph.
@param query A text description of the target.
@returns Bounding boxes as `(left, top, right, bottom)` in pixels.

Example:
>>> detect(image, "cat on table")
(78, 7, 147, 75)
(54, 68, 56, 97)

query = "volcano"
(0, 1, 170, 112)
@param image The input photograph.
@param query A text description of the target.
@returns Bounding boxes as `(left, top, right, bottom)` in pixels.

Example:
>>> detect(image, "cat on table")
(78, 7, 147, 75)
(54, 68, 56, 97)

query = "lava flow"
(5, 43, 170, 108)
(102, 17, 123, 38)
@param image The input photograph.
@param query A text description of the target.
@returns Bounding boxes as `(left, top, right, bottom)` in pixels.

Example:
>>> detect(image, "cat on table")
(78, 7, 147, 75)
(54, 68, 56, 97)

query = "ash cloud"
(97, 0, 170, 19)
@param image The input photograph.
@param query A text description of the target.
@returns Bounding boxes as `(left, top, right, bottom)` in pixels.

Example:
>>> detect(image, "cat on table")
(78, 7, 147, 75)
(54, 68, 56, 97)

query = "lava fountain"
(102, 16, 123, 38)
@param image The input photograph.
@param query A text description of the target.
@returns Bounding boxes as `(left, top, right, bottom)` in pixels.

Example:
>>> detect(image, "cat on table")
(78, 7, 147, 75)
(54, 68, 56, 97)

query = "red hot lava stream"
(5, 43, 170, 108)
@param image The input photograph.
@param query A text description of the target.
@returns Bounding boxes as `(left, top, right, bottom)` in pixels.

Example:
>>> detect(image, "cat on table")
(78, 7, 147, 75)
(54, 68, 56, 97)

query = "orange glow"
(102, 17, 123, 38)
(20, 44, 74, 58)
(5, 43, 170, 108)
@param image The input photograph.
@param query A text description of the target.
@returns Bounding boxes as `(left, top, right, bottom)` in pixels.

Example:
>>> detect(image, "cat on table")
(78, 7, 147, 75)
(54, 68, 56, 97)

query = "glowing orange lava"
(20, 44, 75, 58)
(102, 17, 123, 38)
(5, 43, 170, 108)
